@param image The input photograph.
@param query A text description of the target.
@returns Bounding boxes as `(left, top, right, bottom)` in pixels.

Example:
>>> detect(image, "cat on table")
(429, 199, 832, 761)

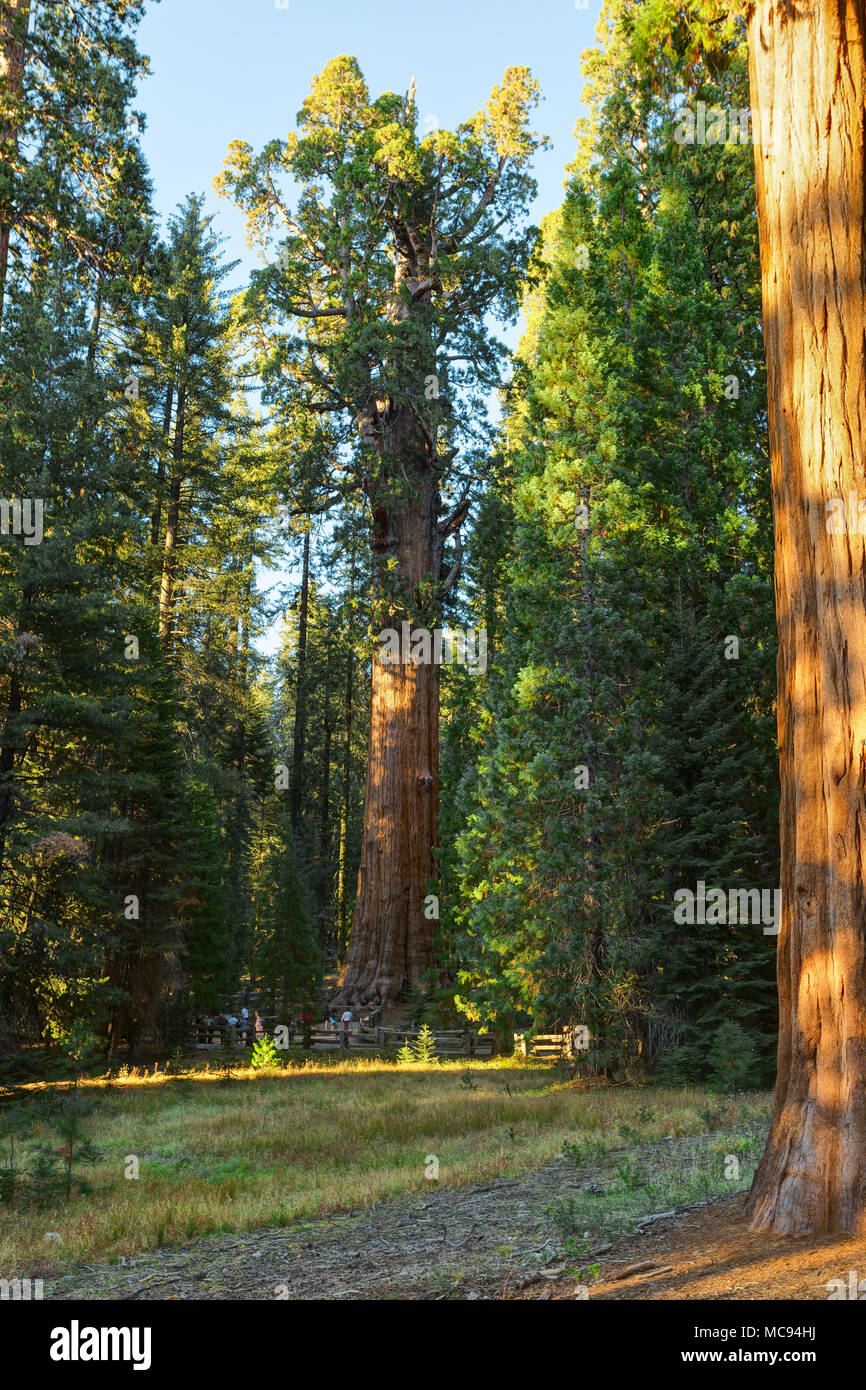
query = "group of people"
(195, 1008, 265, 1041)
(325, 1008, 356, 1047)
(194, 1004, 358, 1049)
(282, 1008, 353, 1046)
(282, 1010, 312, 1047)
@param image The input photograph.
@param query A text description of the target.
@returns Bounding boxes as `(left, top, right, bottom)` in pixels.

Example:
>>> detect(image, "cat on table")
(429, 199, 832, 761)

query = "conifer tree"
(218, 57, 546, 1006)
(449, 7, 778, 1080)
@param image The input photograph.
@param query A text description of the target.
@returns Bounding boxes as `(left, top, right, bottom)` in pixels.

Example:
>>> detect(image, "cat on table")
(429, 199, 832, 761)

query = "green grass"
(551, 1116, 769, 1255)
(0, 1058, 771, 1276)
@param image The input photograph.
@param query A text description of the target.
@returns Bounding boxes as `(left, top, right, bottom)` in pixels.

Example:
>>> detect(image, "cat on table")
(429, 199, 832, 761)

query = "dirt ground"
(45, 1152, 866, 1302)
(512, 1195, 866, 1301)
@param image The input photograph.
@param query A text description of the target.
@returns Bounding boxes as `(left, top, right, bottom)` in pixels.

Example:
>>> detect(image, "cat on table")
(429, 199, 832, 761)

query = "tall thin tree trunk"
(0, 0, 30, 329)
(239, 574, 252, 687)
(320, 622, 332, 861)
(158, 385, 185, 644)
(87, 275, 103, 368)
(745, 0, 866, 1234)
(289, 525, 310, 833)
(226, 554, 240, 685)
(150, 382, 174, 546)
(0, 588, 34, 879)
(0, 661, 23, 880)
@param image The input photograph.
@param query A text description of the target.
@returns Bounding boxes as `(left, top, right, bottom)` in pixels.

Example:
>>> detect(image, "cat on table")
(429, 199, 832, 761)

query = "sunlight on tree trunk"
(746, 0, 866, 1234)
(217, 58, 543, 1008)
(334, 440, 441, 1006)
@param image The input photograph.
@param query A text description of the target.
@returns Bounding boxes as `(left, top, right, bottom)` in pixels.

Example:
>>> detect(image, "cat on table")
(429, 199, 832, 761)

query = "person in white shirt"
(340, 1009, 353, 1048)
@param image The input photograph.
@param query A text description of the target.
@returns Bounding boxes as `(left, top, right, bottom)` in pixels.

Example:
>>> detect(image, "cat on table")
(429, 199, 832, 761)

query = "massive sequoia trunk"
(745, 0, 866, 1233)
(333, 418, 442, 1006)
(220, 61, 541, 1010)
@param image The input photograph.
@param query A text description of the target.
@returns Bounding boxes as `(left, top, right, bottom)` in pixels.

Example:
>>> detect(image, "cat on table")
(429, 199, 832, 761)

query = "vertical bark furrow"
(746, 0, 866, 1234)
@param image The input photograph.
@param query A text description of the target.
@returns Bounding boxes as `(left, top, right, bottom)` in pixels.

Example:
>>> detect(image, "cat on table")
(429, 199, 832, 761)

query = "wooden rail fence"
(189, 1021, 495, 1058)
(512, 1030, 580, 1060)
(189, 1021, 584, 1060)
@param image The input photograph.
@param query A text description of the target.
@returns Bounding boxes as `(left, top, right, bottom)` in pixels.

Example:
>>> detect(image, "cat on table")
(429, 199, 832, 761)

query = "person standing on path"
(341, 1008, 353, 1049)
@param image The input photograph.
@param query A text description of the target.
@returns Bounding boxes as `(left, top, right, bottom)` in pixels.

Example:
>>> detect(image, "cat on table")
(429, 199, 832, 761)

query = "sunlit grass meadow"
(0, 1058, 770, 1276)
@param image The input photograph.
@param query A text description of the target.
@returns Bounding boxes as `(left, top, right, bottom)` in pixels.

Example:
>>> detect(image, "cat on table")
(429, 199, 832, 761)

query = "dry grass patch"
(0, 1059, 770, 1277)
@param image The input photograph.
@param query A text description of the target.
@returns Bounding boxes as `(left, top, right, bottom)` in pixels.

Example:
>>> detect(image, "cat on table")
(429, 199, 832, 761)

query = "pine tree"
(0, 0, 151, 325)
(448, 6, 778, 1081)
(252, 802, 320, 1016)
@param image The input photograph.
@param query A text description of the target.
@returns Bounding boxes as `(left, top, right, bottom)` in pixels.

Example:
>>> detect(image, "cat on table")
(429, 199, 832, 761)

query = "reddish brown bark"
(745, 0, 866, 1234)
(333, 421, 443, 1007)
(330, 183, 458, 1007)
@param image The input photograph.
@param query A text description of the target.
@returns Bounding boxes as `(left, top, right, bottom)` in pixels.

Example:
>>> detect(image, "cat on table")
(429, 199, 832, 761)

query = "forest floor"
(43, 1138, 863, 1302)
(2, 1063, 768, 1281)
(11, 1066, 844, 1301)
(519, 1195, 866, 1301)
(40, 1100, 841, 1302)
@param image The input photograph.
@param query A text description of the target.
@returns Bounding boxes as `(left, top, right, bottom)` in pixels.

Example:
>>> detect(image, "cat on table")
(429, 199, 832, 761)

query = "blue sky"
(132, 0, 600, 649)
(135, 0, 597, 270)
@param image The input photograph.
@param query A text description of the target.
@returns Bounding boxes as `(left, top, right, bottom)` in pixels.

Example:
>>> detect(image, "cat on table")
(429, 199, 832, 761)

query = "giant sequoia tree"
(744, 0, 866, 1234)
(218, 57, 544, 1005)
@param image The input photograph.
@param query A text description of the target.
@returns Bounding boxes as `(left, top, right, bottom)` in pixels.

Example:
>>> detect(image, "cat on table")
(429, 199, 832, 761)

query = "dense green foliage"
(0, 3, 326, 1061)
(443, 1, 778, 1085)
(1, 1, 779, 1086)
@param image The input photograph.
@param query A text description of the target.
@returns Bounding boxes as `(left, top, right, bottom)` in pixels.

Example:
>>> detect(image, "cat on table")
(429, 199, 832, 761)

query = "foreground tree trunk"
(336, 538, 357, 961)
(745, 0, 866, 1234)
